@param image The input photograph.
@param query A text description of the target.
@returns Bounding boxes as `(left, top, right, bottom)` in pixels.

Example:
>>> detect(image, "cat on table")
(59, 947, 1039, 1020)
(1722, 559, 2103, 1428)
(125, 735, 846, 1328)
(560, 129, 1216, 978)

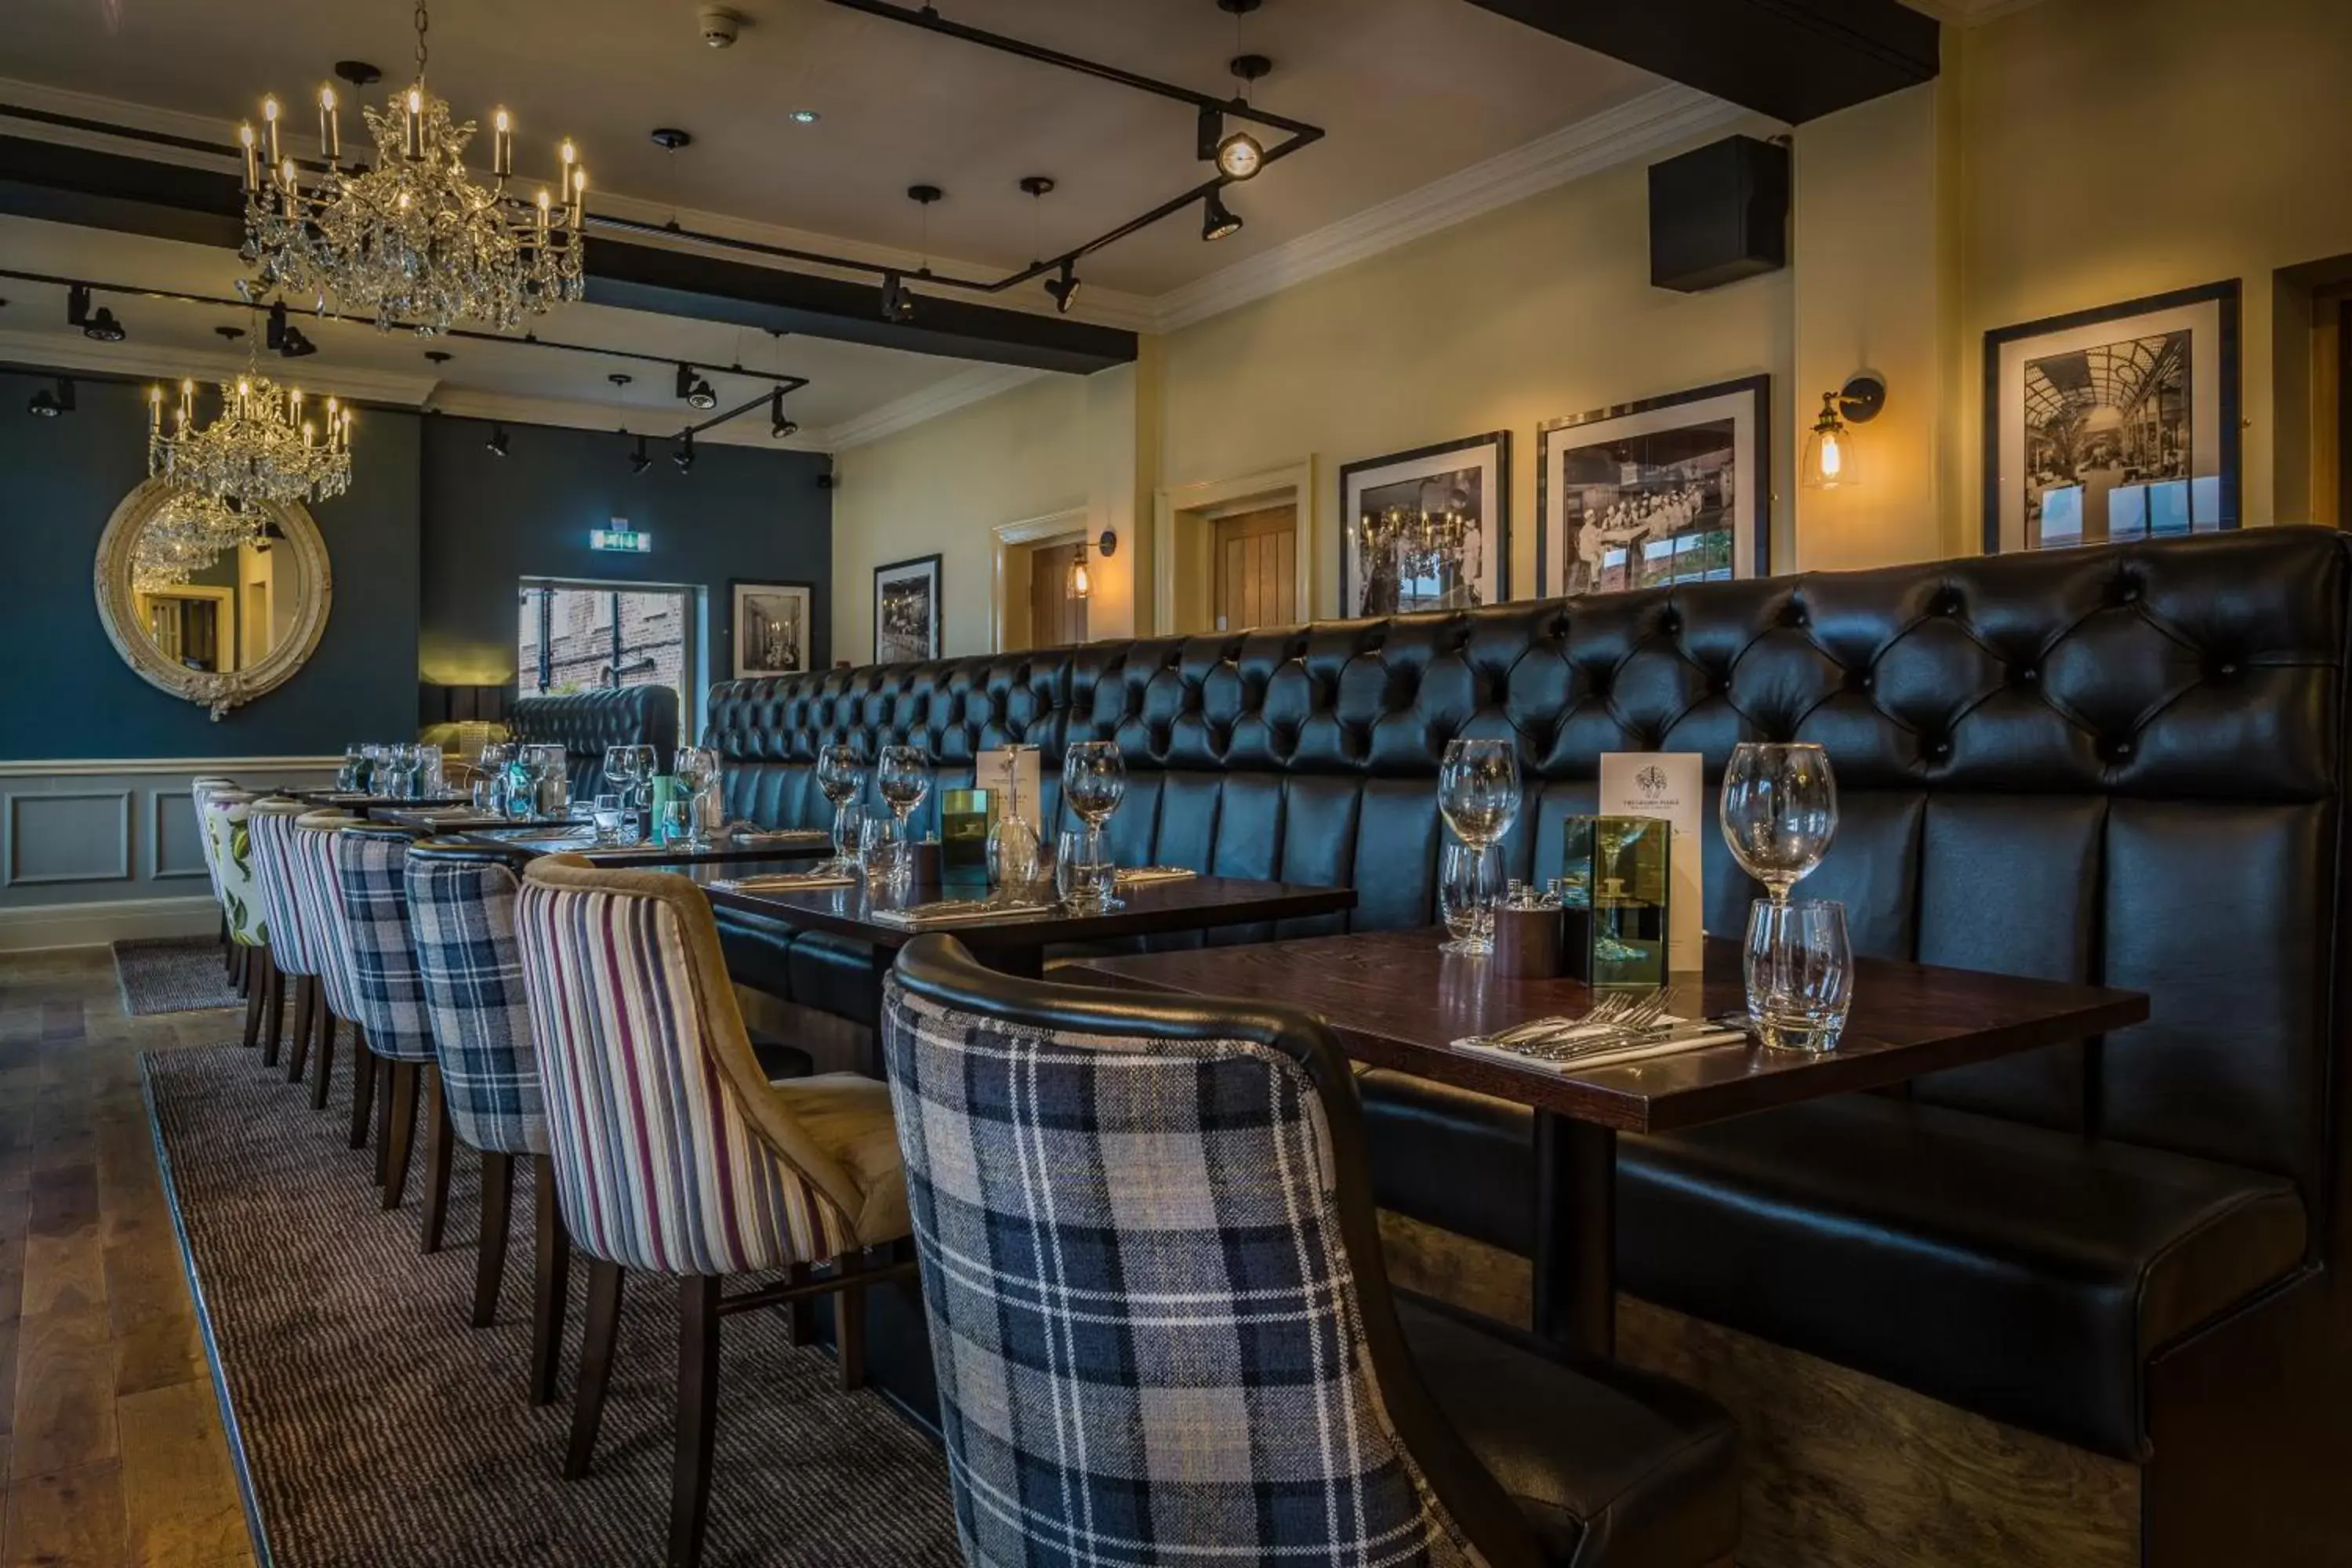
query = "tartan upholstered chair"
(244, 799, 320, 1071)
(403, 837, 573, 1406)
(198, 790, 271, 1051)
(328, 822, 442, 1211)
(514, 855, 913, 1568)
(289, 811, 382, 1147)
(881, 936, 1744, 1568)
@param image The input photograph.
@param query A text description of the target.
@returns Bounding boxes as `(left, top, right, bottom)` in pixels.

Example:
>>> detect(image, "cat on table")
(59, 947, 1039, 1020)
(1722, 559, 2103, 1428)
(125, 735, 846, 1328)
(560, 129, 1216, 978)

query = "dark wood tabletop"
(370, 808, 575, 830)
(302, 790, 469, 811)
(1062, 927, 2150, 1134)
(458, 826, 833, 868)
(691, 867, 1357, 954)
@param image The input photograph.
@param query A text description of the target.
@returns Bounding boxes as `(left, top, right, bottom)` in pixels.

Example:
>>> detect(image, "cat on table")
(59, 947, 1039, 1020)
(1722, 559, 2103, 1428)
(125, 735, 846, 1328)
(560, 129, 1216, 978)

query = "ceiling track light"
(67, 283, 125, 343)
(1018, 175, 1081, 314)
(1201, 189, 1243, 242)
(880, 270, 915, 323)
(769, 387, 798, 439)
(673, 429, 696, 474)
(485, 423, 510, 457)
(1044, 260, 1081, 314)
(675, 361, 717, 409)
(264, 299, 318, 358)
(26, 376, 75, 417)
(1208, 54, 1272, 180)
(628, 433, 652, 474)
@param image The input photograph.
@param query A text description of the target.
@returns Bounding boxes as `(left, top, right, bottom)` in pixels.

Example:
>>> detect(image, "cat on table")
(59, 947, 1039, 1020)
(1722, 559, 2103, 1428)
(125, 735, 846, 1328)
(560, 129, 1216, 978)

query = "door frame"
(991, 506, 1091, 653)
(1152, 459, 1315, 637)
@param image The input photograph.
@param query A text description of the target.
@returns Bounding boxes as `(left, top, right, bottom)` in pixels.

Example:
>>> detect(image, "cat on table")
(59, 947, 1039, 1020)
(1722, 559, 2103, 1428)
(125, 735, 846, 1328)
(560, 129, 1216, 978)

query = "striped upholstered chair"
(190, 775, 241, 983)
(328, 821, 442, 1211)
(403, 837, 572, 1406)
(289, 810, 383, 1149)
(514, 855, 912, 1568)
(198, 790, 271, 1051)
(243, 799, 319, 1071)
(882, 936, 1744, 1568)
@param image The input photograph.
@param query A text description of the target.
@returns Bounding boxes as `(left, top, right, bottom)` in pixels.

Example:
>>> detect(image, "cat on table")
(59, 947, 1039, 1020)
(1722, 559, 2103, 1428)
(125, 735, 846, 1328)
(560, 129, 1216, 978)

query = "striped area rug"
(114, 936, 242, 1016)
(142, 1042, 964, 1567)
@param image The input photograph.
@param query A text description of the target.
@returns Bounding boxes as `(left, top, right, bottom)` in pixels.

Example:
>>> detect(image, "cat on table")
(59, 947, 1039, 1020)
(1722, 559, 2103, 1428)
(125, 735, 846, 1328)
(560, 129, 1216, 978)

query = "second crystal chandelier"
(240, 2, 588, 335)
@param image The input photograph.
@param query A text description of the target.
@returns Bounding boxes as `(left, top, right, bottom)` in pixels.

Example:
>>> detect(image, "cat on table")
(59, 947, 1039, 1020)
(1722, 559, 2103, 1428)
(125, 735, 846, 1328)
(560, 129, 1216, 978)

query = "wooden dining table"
(452, 824, 836, 868)
(1062, 927, 2151, 1359)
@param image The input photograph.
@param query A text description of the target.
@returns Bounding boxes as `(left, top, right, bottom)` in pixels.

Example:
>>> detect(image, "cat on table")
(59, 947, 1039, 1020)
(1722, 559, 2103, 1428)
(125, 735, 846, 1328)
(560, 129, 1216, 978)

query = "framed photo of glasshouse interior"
(1984, 279, 2241, 554)
(873, 553, 943, 663)
(1338, 430, 1510, 616)
(728, 579, 815, 677)
(1537, 375, 1770, 597)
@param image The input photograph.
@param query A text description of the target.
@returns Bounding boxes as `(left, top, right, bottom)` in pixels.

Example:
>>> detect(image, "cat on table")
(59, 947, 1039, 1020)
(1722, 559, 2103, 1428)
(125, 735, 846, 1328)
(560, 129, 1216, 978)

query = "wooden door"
(1029, 543, 1088, 648)
(1213, 505, 1297, 631)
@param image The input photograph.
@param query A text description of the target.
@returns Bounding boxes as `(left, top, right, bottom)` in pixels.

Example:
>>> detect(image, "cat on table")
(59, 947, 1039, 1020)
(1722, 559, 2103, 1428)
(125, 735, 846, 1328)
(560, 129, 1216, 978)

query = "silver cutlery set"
(1468, 991, 1747, 1063)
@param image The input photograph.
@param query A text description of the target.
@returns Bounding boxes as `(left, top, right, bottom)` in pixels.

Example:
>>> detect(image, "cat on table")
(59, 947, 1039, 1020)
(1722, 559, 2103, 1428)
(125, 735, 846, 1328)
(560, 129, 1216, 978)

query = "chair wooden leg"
(380, 1061, 421, 1210)
(240, 949, 267, 1050)
(270, 966, 302, 1073)
(419, 1071, 454, 1252)
(222, 916, 235, 977)
(230, 942, 248, 993)
(373, 1042, 397, 1185)
(836, 1253, 868, 1393)
(470, 1152, 514, 1330)
(309, 1005, 337, 1111)
(284, 973, 314, 1080)
(344, 1025, 372, 1142)
(528, 1156, 573, 1406)
(670, 1275, 723, 1568)
(784, 1261, 814, 1346)
(564, 1258, 626, 1480)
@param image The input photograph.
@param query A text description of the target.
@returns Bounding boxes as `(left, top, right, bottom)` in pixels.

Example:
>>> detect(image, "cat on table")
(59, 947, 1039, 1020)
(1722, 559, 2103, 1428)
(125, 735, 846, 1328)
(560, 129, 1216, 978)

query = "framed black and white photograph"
(1537, 375, 1770, 597)
(873, 553, 943, 663)
(1339, 431, 1509, 616)
(1984, 280, 2240, 554)
(727, 579, 815, 679)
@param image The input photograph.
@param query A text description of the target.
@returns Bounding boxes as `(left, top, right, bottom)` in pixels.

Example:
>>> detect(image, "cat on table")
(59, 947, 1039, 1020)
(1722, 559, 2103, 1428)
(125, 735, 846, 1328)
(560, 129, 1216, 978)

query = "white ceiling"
(0, 0, 1692, 443)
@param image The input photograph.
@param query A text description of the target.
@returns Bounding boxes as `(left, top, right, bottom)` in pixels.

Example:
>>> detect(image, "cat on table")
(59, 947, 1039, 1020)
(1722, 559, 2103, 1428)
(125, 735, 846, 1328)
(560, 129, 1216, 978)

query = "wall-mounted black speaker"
(1649, 135, 1789, 293)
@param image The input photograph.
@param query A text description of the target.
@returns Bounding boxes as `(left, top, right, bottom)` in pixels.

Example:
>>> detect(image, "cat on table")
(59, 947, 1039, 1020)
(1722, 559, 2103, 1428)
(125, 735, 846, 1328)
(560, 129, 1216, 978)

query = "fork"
(1479, 990, 1671, 1051)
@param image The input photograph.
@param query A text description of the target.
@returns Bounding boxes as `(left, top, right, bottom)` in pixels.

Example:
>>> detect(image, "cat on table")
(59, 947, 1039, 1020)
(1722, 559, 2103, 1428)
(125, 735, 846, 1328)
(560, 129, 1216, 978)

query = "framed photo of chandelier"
(1339, 431, 1510, 617)
(1537, 376, 1770, 597)
(873, 554, 943, 664)
(728, 580, 815, 678)
(1984, 279, 2240, 554)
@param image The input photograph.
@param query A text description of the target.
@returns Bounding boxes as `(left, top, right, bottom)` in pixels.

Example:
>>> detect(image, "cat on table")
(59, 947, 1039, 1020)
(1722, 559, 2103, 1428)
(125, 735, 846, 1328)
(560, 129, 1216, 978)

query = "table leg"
(1531, 1111, 1616, 1358)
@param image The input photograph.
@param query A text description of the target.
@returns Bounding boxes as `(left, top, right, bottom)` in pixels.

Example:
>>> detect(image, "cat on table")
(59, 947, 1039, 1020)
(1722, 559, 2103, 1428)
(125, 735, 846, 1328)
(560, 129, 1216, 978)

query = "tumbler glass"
(1743, 898, 1854, 1053)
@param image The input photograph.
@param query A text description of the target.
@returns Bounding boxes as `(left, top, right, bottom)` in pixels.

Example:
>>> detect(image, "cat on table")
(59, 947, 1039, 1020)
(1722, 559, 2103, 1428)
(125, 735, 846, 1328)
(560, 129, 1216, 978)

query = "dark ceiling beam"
(0, 132, 1135, 374)
(1464, 0, 1940, 125)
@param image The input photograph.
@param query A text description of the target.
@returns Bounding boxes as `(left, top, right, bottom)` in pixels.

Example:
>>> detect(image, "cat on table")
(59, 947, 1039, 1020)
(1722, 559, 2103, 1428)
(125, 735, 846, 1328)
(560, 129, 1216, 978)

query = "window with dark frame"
(516, 579, 693, 717)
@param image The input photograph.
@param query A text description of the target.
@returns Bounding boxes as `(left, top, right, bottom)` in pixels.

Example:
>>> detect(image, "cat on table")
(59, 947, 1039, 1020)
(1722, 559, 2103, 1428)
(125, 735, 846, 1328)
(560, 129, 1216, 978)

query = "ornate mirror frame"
(93, 477, 333, 720)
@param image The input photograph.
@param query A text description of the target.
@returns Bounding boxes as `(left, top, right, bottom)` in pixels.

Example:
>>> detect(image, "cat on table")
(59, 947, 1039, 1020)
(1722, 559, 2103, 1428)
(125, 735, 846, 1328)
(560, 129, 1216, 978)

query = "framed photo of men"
(1537, 376, 1770, 597)
(873, 553, 943, 663)
(1984, 279, 2241, 554)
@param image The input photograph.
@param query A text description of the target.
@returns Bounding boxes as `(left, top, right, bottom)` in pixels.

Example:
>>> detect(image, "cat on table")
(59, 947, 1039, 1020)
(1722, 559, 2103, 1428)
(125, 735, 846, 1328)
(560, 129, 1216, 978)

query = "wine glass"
(1436, 738, 1520, 956)
(606, 744, 656, 835)
(675, 746, 720, 849)
(1719, 742, 1838, 906)
(815, 744, 866, 874)
(1062, 742, 1128, 909)
(876, 745, 932, 839)
(527, 744, 570, 818)
(987, 744, 1044, 891)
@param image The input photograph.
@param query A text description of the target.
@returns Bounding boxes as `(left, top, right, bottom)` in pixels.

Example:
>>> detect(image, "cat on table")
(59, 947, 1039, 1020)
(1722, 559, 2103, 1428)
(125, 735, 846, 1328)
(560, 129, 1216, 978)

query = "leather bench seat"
(1360, 1073, 2307, 1460)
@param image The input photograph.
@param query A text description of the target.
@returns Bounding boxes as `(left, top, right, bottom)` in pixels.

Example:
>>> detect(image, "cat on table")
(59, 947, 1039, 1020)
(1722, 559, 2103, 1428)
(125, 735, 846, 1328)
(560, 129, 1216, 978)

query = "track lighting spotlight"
(674, 429, 696, 474)
(769, 387, 798, 439)
(485, 424, 510, 458)
(1214, 129, 1264, 180)
(880, 270, 915, 324)
(628, 434, 652, 474)
(675, 361, 717, 409)
(262, 300, 318, 358)
(26, 376, 74, 417)
(67, 285, 125, 342)
(1044, 260, 1081, 314)
(1201, 190, 1243, 242)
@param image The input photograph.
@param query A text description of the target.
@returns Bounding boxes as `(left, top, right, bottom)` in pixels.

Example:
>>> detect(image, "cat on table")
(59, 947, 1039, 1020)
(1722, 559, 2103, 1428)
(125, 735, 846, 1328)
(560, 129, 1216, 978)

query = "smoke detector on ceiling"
(698, 6, 744, 48)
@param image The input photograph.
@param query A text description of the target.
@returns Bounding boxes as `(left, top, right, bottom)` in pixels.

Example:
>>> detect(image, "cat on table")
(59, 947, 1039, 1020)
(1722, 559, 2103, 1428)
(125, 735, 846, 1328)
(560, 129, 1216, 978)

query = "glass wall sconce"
(1802, 374, 1887, 490)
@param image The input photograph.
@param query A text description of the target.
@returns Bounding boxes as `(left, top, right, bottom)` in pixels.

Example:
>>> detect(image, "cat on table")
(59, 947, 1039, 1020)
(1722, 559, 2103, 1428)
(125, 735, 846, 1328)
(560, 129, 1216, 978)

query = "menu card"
(1599, 752, 1704, 971)
(976, 746, 1044, 827)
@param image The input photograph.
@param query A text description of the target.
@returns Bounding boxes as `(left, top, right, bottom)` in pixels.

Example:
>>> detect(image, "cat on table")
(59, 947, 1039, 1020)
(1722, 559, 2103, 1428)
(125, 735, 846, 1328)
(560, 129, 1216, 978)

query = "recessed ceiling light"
(788, 108, 820, 125)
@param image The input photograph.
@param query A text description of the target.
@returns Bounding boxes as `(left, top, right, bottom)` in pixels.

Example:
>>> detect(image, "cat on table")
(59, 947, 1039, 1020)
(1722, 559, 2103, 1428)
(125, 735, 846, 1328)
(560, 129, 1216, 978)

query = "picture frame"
(726, 579, 815, 679)
(873, 553, 944, 663)
(1537, 374, 1771, 597)
(1983, 279, 2241, 554)
(1338, 431, 1510, 617)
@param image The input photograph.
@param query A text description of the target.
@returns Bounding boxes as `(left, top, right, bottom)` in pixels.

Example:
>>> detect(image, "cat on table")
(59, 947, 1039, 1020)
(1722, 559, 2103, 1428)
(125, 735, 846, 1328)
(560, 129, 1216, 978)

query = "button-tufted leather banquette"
(702, 529, 2351, 1503)
(509, 686, 680, 800)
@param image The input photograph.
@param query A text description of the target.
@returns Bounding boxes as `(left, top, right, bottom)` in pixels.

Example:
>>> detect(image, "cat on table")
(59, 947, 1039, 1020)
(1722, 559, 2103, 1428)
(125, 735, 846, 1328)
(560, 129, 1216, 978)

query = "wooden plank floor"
(0, 946, 252, 1568)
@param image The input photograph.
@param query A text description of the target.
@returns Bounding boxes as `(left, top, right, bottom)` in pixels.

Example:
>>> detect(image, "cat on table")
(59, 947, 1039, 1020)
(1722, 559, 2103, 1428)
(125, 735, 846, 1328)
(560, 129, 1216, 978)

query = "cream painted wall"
(1157, 118, 1795, 619)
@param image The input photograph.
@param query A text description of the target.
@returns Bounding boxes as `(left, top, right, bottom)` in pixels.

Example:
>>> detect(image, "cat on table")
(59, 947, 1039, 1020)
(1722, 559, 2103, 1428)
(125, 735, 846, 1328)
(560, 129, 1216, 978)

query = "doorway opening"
(1153, 460, 1314, 635)
(990, 507, 1091, 652)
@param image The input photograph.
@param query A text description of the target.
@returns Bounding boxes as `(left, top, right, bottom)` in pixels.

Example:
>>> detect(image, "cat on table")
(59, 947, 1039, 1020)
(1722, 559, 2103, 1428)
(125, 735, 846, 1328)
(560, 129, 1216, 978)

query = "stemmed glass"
(1436, 737, 1520, 956)
(1719, 742, 1839, 905)
(525, 744, 569, 818)
(815, 744, 866, 874)
(675, 746, 720, 849)
(1062, 741, 1128, 909)
(875, 745, 932, 855)
(605, 745, 655, 837)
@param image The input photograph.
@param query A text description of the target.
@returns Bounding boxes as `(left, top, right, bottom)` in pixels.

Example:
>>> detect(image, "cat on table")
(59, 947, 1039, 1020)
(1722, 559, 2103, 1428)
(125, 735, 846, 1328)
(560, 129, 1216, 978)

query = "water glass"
(675, 746, 720, 848)
(1720, 742, 1839, 905)
(1062, 741, 1127, 831)
(660, 799, 694, 848)
(590, 794, 624, 846)
(816, 743, 866, 871)
(859, 813, 910, 895)
(1743, 898, 1854, 1053)
(1054, 827, 1116, 909)
(1438, 840, 1500, 956)
(1439, 738, 1520, 849)
(471, 775, 499, 814)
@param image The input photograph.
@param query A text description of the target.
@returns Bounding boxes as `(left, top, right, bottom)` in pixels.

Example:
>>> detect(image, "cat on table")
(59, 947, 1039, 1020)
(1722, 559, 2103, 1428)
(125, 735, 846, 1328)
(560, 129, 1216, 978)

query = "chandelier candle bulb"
(262, 95, 281, 166)
(403, 86, 424, 158)
(238, 123, 259, 188)
(492, 108, 513, 177)
(319, 85, 340, 163)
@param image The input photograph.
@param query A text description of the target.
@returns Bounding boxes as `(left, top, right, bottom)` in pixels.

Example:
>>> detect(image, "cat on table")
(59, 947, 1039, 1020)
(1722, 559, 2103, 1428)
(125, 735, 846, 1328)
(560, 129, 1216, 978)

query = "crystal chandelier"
(148, 361, 353, 508)
(1355, 495, 1474, 583)
(131, 490, 268, 594)
(240, 2, 587, 335)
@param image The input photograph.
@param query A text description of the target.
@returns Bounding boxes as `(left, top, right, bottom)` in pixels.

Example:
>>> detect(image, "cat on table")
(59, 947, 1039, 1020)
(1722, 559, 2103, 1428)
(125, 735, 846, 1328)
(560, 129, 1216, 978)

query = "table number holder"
(940, 788, 994, 877)
(1559, 815, 1671, 989)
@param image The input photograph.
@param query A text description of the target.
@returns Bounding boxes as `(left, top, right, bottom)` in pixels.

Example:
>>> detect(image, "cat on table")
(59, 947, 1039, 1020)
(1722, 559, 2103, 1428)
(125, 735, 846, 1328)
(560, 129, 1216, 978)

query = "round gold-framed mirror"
(93, 477, 332, 720)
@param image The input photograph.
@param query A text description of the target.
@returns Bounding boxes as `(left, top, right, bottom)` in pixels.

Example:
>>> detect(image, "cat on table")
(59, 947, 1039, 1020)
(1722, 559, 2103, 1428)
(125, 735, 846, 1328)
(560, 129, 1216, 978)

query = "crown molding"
(0, 325, 437, 404)
(1147, 84, 1753, 334)
(820, 363, 1047, 451)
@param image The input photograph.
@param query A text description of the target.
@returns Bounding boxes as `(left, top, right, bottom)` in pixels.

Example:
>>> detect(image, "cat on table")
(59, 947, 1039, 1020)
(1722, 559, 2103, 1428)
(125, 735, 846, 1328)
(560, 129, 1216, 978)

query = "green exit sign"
(590, 527, 650, 553)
